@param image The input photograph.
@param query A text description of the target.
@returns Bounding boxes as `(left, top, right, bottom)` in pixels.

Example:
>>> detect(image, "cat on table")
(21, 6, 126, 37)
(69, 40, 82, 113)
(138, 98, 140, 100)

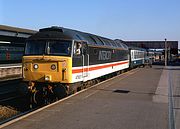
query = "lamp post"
(165, 38, 167, 66)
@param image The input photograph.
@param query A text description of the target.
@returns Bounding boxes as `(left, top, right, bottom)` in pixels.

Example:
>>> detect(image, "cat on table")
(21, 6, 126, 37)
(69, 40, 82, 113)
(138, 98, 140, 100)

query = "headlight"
(45, 76, 50, 81)
(51, 64, 56, 70)
(33, 64, 39, 69)
(45, 75, 51, 81)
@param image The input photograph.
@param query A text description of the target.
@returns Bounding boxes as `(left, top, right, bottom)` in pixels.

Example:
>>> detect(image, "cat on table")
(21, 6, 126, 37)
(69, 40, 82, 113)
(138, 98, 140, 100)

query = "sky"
(0, 0, 180, 48)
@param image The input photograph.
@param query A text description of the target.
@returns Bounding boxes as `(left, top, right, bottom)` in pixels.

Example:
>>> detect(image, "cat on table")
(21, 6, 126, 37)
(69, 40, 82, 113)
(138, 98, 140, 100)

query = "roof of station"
(0, 25, 37, 38)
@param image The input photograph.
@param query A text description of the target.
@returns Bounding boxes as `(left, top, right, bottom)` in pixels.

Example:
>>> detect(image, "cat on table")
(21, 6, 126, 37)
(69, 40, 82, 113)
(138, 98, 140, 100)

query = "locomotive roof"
(29, 26, 128, 50)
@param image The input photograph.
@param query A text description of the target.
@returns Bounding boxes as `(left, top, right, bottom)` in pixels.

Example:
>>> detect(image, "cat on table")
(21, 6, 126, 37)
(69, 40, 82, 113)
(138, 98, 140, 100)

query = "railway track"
(0, 107, 36, 126)
(0, 78, 30, 124)
(0, 93, 20, 103)
(0, 79, 22, 101)
(0, 64, 23, 107)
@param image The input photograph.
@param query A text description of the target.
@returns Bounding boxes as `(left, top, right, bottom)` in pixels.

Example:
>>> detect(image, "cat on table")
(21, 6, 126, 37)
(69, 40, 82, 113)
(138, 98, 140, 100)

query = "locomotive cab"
(23, 39, 89, 83)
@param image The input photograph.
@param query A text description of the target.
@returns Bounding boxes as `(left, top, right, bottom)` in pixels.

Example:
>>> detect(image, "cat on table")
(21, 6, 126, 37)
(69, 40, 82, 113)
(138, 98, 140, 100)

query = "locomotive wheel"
(32, 89, 44, 106)
(53, 84, 67, 100)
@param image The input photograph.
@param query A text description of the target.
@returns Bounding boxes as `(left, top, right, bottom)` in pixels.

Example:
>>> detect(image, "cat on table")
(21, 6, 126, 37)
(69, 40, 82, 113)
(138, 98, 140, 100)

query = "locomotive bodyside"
(72, 44, 129, 83)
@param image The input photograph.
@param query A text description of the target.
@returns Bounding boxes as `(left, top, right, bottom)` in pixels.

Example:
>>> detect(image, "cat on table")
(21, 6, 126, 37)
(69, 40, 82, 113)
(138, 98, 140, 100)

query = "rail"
(0, 79, 22, 101)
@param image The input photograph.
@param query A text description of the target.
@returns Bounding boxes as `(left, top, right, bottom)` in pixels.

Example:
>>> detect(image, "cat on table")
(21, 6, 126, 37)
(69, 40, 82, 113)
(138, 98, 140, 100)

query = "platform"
(1, 65, 179, 129)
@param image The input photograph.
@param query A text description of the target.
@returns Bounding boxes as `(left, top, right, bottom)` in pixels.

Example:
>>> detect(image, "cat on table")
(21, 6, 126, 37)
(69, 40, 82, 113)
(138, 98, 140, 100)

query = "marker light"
(51, 64, 56, 70)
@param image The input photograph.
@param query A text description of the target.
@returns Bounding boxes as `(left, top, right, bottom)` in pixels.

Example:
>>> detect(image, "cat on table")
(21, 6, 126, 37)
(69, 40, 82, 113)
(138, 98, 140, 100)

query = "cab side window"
(74, 42, 82, 55)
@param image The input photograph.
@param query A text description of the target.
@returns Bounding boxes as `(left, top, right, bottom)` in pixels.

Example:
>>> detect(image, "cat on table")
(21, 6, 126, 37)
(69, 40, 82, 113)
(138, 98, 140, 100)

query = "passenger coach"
(129, 47, 146, 68)
(21, 26, 129, 105)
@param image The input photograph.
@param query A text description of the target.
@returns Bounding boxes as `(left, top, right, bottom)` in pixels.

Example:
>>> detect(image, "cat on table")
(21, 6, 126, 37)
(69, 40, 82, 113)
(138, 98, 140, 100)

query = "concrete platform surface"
(167, 66, 180, 129)
(1, 66, 170, 129)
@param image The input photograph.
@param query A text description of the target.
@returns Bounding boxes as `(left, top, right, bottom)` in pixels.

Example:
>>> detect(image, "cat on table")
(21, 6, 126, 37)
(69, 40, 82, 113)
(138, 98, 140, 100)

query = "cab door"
(72, 40, 89, 82)
(82, 41, 89, 81)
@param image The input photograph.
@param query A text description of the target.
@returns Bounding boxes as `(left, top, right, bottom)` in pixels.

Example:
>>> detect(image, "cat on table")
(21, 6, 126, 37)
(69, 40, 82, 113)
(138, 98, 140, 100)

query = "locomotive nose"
(22, 56, 71, 83)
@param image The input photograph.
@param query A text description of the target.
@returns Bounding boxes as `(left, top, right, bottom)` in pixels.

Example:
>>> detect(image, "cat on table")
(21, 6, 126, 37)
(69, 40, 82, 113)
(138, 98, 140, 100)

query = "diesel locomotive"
(20, 26, 130, 106)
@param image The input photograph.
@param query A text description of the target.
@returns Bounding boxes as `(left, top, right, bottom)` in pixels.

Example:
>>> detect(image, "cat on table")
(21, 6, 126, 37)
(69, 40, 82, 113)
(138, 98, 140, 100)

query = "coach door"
(82, 41, 89, 81)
